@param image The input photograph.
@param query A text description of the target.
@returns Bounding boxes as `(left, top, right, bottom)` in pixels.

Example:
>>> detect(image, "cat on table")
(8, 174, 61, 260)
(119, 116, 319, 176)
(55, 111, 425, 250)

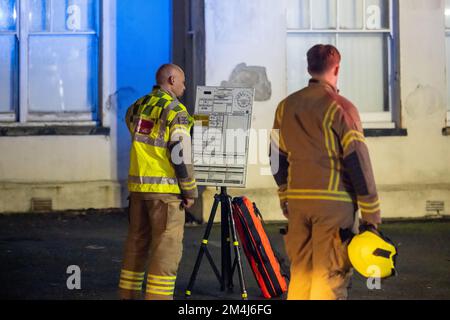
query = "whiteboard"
(192, 86, 255, 188)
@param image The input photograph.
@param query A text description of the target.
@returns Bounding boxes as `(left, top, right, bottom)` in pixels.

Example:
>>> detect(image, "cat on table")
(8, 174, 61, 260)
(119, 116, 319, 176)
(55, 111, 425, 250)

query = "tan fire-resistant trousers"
(118, 193, 185, 300)
(284, 201, 357, 300)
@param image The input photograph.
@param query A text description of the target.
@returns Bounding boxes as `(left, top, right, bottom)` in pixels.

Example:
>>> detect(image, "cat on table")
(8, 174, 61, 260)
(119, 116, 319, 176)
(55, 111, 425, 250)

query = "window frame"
(0, 0, 105, 126)
(286, 0, 399, 129)
(446, 10, 450, 127)
(0, 1, 18, 122)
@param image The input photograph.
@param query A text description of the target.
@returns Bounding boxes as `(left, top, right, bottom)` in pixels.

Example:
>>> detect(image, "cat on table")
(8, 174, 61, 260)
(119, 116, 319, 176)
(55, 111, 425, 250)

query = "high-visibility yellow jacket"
(125, 86, 198, 198)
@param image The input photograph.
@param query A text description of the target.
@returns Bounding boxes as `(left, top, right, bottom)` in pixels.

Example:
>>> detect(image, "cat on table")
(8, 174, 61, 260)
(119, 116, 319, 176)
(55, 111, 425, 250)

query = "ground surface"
(0, 211, 449, 300)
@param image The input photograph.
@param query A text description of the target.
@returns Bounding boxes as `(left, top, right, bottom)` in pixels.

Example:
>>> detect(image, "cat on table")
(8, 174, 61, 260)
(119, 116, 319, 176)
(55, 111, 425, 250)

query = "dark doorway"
(172, 0, 206, 223)
(172, 0, 206, 114)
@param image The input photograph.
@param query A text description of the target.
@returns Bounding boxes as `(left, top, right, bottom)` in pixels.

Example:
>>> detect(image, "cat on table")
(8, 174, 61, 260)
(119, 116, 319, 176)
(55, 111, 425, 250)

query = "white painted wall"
(203, 0, 450, 221)
(204, 0, 287, 189)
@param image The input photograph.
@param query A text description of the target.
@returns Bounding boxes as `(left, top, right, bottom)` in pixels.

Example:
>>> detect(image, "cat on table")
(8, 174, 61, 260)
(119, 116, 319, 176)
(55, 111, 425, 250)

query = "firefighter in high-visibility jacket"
(270, 45, 382, 300)
(119, 64, 198, 300)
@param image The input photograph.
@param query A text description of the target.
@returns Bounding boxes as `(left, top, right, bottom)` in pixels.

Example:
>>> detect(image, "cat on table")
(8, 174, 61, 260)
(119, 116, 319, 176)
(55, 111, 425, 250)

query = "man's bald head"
(156, 64, 184, 85)
(156, 64, 186, 98)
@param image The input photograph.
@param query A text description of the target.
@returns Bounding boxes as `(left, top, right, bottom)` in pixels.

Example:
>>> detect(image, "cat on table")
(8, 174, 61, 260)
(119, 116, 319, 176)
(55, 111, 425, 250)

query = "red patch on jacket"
(136, 119, 154, 135)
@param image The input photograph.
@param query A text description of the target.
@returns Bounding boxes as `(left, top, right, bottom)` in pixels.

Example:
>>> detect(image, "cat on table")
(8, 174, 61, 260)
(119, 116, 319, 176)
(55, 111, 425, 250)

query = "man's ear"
(168, 75, 175, 85)
(334, 65, 340, 77)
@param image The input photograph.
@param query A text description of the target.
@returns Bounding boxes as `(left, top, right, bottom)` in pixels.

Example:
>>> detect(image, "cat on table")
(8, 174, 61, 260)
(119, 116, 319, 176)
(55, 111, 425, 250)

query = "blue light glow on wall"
(117, 0, 172, 100)
(116, 0, 172, 185)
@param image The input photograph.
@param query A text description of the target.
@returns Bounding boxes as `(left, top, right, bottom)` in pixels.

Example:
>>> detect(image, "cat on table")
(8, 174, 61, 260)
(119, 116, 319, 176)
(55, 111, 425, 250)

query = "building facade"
(0, 0, 172, 212)
(1, 0, 449, 221)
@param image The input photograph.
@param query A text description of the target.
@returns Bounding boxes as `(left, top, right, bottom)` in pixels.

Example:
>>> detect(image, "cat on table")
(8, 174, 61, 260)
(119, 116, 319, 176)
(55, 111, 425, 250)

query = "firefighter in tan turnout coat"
(271, 45, 382, 300)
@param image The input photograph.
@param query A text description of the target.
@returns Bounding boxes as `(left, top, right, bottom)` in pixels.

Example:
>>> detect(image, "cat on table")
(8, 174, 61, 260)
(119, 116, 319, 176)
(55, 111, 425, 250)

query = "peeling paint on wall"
(405, 85, 443, 119)
(221, 63, 272, 102)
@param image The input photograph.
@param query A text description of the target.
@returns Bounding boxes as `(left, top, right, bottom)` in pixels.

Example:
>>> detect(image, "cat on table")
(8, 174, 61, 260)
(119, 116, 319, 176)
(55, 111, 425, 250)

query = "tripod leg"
(227, 197, 248, 300)
(185, 195, 221, 298)
(205, 247, 222, 283)
(221, 192, 232, 292)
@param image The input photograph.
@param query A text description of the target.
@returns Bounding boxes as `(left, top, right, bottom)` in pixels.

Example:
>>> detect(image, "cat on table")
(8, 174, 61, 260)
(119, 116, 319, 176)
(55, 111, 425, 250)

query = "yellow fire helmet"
(348, 225, 398, 279)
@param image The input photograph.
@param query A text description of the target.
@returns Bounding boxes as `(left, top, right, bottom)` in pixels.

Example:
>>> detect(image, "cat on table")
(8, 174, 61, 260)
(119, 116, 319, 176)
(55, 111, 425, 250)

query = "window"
(0, 0, 18, 121)
(0, 0, 99, 123)
(445, 0, 450, 127)
(286, 0, 397, 128)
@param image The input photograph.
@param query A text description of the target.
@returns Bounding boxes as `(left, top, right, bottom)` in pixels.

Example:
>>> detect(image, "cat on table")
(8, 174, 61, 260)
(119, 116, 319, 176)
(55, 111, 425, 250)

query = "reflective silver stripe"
(153, 100, 179, 146)
(128, 176, 178, 185)
(134, 134, 167, 147)
(133, 100, 180, 147)
(159, 101, 179, 132)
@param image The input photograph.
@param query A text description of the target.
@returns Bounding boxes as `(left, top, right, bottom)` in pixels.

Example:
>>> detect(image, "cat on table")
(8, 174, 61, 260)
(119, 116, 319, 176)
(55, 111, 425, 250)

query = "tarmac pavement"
(0, 210, 449, 300)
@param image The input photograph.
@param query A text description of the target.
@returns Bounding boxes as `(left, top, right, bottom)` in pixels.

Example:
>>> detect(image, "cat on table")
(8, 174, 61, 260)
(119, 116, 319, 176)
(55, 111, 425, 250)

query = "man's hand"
(361, 212, 382, 230)
(281, 201, 289, 219)
(181, 198, 195, 210)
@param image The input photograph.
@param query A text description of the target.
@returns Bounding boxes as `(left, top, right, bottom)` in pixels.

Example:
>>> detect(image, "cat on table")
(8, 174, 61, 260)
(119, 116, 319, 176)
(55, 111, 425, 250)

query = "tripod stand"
(185, 187, 248, 300)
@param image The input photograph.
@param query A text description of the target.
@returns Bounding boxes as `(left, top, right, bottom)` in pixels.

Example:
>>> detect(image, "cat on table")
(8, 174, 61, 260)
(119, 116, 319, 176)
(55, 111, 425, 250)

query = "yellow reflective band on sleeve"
(180, 181, 196, 188)
(170, 127, 190, 135)
(342, 130, 366, 152)
(242, 293, 248, 298)
(359, 198, 381, 214)
(278, 190, 287, 201)
(233, 241, 239, 246)
(358, 200, 380, 209)
(342, 130, 365, 146)
(180, 179, 196, 186)
(360, 207, 381, 214)
(180, 182, 196, 188)
(202, 240, 208, 245)
(186, 290, 192, 296)
(181, 184, 197, 191)
(170, 124, 190, 132)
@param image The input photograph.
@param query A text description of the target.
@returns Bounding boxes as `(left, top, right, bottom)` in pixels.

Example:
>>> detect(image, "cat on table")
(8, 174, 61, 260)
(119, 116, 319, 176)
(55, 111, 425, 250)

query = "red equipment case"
(232, 197, 288, 299)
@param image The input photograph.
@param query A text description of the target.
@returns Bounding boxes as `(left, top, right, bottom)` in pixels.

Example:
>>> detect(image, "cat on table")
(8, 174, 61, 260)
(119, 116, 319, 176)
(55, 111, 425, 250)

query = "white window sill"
(0, 121, 99, 128)
(0, 123, 109, 137)
(363, 122, 396, 129)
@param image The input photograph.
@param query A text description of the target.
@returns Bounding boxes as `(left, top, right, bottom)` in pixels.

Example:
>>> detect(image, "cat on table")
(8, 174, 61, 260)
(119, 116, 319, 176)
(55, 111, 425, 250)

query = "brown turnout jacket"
(271, 79, 381, 219)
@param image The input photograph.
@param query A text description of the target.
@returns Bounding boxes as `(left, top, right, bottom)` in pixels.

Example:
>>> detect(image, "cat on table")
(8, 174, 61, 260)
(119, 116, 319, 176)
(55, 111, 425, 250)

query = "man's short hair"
(307, 44, 341, 75)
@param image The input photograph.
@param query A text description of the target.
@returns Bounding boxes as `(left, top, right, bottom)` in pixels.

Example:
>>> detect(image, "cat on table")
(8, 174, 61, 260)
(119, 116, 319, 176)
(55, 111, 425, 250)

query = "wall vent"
(31, 198, 53, 212)
(426, 201, 445, 216)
